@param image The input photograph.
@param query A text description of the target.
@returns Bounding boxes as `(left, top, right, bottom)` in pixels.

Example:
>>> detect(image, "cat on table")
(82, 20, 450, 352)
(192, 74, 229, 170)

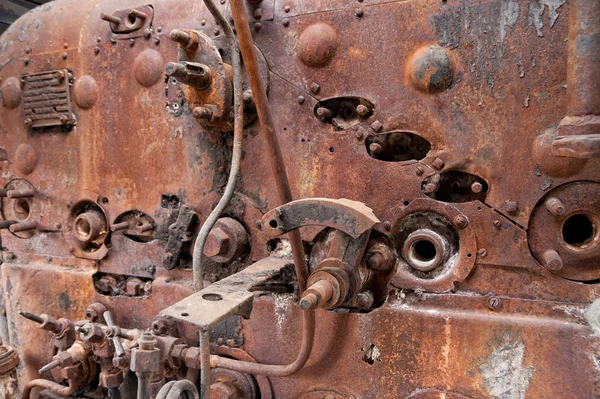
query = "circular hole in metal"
(562, 214, 596, 248)
(412, 240, 436, 262)
(127, 15, 137, 27)
(181, 312, 189, 317)
(13, 198, 30, 220)
(269, 219, 278, 228)
(202, 293, 223, 301)
(328, 146, 335, 153)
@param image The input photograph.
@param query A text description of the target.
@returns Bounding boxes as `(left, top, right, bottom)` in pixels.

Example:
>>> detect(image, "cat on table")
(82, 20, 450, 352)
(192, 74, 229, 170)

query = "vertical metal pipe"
(199, 329, 211, 399)
(230, 0, 309, 293)
(566, 0, 600, 116)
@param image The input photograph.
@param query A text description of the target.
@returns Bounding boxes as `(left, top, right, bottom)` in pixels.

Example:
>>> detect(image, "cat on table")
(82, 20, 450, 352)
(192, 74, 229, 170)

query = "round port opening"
(562, 213, 596, 248)
(412, 240, 437, 262)
(12, 198, 30, 220)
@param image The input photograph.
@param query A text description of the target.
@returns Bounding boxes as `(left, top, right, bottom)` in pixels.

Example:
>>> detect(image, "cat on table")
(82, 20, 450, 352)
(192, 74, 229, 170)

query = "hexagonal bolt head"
(210, 382, 238, 399)
(130, 347, 160, 373)
(204, 228, 230, 257)
(126, 278, 145, 296)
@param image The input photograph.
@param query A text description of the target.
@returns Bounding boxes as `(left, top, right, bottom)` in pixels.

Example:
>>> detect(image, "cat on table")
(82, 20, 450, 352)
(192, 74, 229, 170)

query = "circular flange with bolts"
(390, 198, 476, 292)
(528, 181, 600, 281)
(63, 190, 109, 260)
(0, 178, 39, 239)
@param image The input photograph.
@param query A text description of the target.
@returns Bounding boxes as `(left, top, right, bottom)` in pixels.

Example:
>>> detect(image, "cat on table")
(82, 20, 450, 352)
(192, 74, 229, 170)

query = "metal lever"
(103, 311, 125, 357)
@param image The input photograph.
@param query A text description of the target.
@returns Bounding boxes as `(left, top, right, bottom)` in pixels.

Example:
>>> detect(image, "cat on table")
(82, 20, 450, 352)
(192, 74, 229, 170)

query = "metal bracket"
(260, 198, 379, 239)
(159, 257, 293, 330)
(163, 205, 197, 270)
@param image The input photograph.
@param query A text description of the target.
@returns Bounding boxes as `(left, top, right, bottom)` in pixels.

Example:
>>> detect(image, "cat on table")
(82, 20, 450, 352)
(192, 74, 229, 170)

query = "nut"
(204, 228, 230, 257)
(99, 370, 124, 388)
(126, 278, 144, 296)
(131, 347, 161, 373)
(210, 382, 238, 399)
(366, 243, 396, 271)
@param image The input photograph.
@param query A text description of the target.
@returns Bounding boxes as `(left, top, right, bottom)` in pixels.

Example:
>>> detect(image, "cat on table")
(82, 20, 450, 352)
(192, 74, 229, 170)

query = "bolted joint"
(210, 382, 238, 399)
(542, 249, 563, 271)
(355, 290, 375, 310)
(79, 322, 105, 344)
(300, 267, 350, 310)
(204, 228, 230, 257)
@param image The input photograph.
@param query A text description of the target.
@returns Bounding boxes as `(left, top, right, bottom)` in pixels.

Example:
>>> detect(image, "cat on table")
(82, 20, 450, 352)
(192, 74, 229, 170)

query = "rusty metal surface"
(0, 0, 598, 397)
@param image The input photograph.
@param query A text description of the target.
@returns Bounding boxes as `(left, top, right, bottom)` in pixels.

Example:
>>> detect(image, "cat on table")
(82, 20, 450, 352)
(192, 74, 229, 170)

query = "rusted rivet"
(284, 5, 291, 12)
(157, 26, 162, 32)
(144, 28, 152, 38)
(355, 8, 364, 18)
(24, 57, 30, 66)
(409, 45, 455, 93)
(432, 158, 445, 170)
(487, 296, 501, 310)
(62, 52, 68, 60)
(355, 130, 364, 140)
(471, 182, 483, 193)
(477, 248, 487, 257)
(371, 120, 383, 132)
(369, 143, 383, 154)
(94, 47, 100, 54)
(297, 95, 305, 104)
(453, 215, 469, 229)
(96, 37, 102, 43)
(63, 42, 68, 49)
(310, 83, 321, 94)
(492, 219, 501, 228)
(24, 46, 32, 54)
(356, 104, 369, 116)
(243, 90, 254, 106)
(504, 200, 518, 213)
(253, 8, 263, 19)
(154, 37, 161, 44)
(382, 221, 392, 232)
(545, 197, 565, 216)
(111, 38, 117, 45)
(254, 23, 262, 32)
(193, 106, 213, 120)
(66, 200, 73, 209)
(282, 18, 290, 27)
(55, 223, 62, 229)
(213, 27, 220, 36)
(416, 165, 424, 176)
(297, 23, 339, 68)
(129, 39, 135, 46)
(542, 249, 563, 271)
(201, 20, 207, 26)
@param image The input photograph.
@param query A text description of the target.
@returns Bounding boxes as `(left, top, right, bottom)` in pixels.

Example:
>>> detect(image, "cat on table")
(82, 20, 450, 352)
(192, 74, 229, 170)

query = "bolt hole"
(269, 219, 278, 228)
(127, 15, 137, 26)
(181, 312, 189, 317)
(562, 214, 596, 247)
(403, 200, 410, 206)
(328, 146, 335, 153)
(467, 253, 472, 257)
(13, 198, 30, 220)
(202, 293, 223, 301)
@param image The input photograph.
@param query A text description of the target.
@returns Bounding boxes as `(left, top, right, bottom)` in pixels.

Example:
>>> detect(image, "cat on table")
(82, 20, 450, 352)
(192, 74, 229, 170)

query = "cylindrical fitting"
(545, 197, 566, 216)
(9, 220, 37, 233)
(74, 211, 106, 242)
(193, 106, 214, 121)
(166, 62, 212, 89)
(542, 249, 563, 271)
(402, 229, 449, 272)
(316, 107, 333, 118)
(299, 280, 334, 310)
(6, 189, 35, 198)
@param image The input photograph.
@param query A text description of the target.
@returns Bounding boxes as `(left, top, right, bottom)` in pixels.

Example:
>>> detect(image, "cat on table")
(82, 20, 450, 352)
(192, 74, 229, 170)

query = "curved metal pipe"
(192, 0, 245, 293)
(157, 379, 200, 399)
(22, 379, 76, 399)
(230, 0, 309, 293)
(209, 309, 315, 376)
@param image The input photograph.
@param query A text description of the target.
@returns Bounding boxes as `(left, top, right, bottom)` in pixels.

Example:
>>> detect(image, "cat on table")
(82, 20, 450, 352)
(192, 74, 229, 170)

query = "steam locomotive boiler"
(0, 0, 599, 397)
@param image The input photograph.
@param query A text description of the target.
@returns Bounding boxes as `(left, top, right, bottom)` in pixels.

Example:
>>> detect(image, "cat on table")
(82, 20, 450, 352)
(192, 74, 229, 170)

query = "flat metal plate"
(160, 257, 293, 330)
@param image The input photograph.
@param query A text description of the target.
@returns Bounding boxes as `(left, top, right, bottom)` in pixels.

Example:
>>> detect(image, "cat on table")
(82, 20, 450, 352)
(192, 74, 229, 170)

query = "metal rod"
(192, 0, 244, 293)
(39, 359, 60, 374)
(199, 329, 211, 398)
(209, 309, 315, 376)
(136, 373, 151, 399)
(18, 310, 44, 324)
(9, 220, 37, 233)
(230, 0, 309, 293)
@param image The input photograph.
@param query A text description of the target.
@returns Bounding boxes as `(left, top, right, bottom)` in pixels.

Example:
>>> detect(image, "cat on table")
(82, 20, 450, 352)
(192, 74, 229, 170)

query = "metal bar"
(230, 0, 309, 293)
(199, 330, 211, 398)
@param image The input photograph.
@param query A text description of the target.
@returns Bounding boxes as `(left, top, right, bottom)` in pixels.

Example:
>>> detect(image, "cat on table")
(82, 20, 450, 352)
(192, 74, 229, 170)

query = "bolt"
(299, 293, 319, 310)
(143, 29, 151, 38)
(204, 228, 230, 257)
(24, 57, 30, 66)
(111, 38, 117, 45)
(487, 296, 501, 310)
(201, 20, 207, 26)
(356, 291, 374, 309)
(129, 39, 135, 46)
(542, 249, 563, 271)
(254, 23, 262, 32)
(504, 200, 518, 213)
(471, 182, 483, 193)
(477, 248, 487, 257)
(213, 27, 220, 36)
(94, 47, 100, 54)
(493, 219, 502, 228)
(355, 130, 364, 140)
(63, 43, 69, 49)
(193, 106, 213, 121)
(316, 107, 333, 118)
(356, 8, 364, 18)
(432, 158, 445, 170)
(284, 5, 291, 12)
(356, 104, 369, 116)
(157, 27, 162, 32)
(545, 197, 565, 216)
(154, 37, 161, 44)
(366, 244, 395, 271)
(282, 18, 290, 27)
(382, 221, 392, 231)
(371, 120, 383, 132)
(297, 95, 305, 104)
(62, 53, 68, 60)
(253, 8, 263, 19)
(423, 182, 439, 193)
(126, 278, 144, 296)
(369, 143, 384, 154)
(453, 215, 469, 229)
(310, 83, 320, 94)
(416, 165, 424, 176)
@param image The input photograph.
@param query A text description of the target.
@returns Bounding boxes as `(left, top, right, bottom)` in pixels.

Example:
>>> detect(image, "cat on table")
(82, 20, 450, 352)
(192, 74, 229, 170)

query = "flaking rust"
(0, 0, 598, 398)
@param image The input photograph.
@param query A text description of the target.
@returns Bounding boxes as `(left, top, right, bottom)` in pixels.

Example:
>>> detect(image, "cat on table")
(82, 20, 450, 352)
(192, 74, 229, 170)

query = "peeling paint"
(528, 0, 567, 37)
(481, 334, 533, 399)
(500, 0, 520, 43)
